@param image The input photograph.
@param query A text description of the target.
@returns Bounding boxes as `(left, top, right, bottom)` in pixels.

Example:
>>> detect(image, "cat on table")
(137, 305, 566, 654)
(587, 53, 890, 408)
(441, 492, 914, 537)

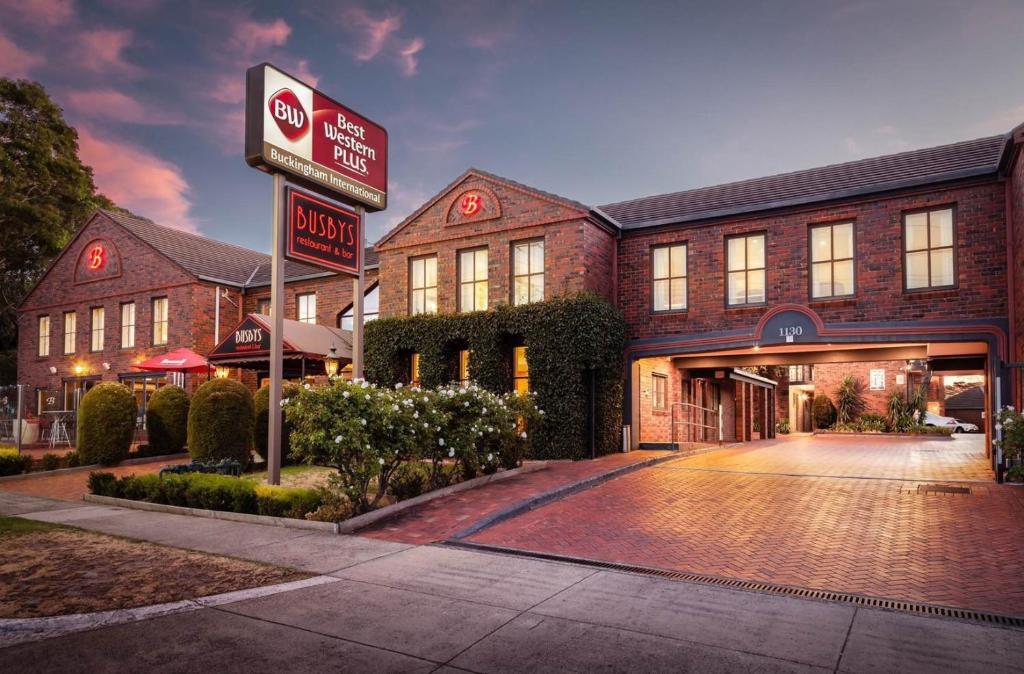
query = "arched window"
(339, 283, 380, 330)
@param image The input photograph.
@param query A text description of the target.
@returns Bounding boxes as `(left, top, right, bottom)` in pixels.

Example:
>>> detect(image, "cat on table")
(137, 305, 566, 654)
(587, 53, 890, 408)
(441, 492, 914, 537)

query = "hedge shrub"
(77, 382, 137, 466)
(253, 382, 301, 463)
(146, 385, 190, 455)
(0, 453, 33, 476)
(187, 379, 254, 466)
(811, 394, 836, 430)
(365, 293, 625, 460)
(389, 461, 430, 501)
(87, 471, 322, 519)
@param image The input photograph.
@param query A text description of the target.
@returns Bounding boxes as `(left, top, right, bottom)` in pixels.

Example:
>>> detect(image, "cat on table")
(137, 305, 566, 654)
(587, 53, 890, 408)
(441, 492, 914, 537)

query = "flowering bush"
(283, 378, 542, 514)
(995, 406, 1024, 465)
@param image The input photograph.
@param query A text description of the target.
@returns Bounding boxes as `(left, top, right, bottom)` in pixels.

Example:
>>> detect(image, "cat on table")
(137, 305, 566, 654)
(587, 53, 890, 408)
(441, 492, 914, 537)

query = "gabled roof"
(101, 210, 378, 289)
(944, 386, 984, 410)
(599, 134, 1009, 229)
(376, 167, 592, 249)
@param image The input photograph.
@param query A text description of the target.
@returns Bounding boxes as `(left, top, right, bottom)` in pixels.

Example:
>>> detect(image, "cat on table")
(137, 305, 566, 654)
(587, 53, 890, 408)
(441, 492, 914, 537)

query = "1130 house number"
(779, 326, 803, 342)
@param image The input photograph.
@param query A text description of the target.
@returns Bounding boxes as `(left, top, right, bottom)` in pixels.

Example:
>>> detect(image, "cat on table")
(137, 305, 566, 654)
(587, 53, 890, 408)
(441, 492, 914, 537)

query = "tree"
(0, 78, 117, 381)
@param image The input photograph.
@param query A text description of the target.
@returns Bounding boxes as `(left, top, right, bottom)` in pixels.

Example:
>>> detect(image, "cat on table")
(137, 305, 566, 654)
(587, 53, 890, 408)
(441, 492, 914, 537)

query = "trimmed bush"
(365, 293, 624, 460)
(811, 394, 836, 430)
(146, 385, 190, 455)
(187, 379, 254, 466)
(64, 450, 81, 468)
(41, 453, 61, 471)
(77, 382, 137, 466)
(255, 484, 321, 518)
(87, 471, 322, 519)
(0, 453, 33, 476)
(389, 462, 430, 501)
(253, 382, 301, 463)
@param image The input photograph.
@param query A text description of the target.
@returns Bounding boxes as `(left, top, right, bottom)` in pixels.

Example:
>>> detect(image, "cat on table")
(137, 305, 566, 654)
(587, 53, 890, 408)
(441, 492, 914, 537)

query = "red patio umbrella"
(134, 347, 210, 374)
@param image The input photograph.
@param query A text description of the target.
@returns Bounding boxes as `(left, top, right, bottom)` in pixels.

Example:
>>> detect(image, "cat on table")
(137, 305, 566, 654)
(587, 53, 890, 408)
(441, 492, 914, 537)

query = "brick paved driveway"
(468, 435, 1024, 616)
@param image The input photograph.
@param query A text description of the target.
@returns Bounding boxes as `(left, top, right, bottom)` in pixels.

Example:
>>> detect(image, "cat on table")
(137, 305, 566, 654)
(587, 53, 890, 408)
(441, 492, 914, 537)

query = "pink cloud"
(76, 28, 140, 76)
(345, 7, 401, 61)
(0, 34, 44, 77)
(230, 17, 291, 56)
(398, 37, 424, 77)
(66, 88, 180, 124)
(77, 127, 196, 232)
(0, 0, 74, 28)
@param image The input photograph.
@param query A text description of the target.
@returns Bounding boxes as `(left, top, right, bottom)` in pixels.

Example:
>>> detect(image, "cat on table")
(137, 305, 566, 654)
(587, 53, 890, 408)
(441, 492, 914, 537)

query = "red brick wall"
(811, 361, 910, 417)
(635, 356, 678, 444)
(17, 214, 213, 395)
(375, 173, 614, 317)
(618, 181, 1008, 340)
(242, 268, 380, 327)
(1010, 145, 1024, 407)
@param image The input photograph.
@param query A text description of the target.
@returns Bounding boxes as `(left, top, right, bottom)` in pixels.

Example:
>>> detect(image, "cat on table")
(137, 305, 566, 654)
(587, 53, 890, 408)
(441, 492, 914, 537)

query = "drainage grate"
(918, 484, 972, 495)
(443, 540, 1024, 629)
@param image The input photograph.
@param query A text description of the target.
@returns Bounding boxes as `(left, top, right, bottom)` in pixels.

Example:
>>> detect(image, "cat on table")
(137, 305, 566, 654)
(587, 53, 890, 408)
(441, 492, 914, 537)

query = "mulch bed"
(0, 518, 308, 618)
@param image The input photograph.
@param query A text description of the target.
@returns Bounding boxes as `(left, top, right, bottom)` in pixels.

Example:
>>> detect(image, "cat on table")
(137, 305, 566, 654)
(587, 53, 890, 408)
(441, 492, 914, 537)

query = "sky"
(2, 0, 1023, 252)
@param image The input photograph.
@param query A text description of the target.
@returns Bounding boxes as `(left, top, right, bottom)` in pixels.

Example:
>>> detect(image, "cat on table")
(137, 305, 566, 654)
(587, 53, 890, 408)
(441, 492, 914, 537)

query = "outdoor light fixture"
(102, 362, 111, 371)
(753, 344, 761, 352)
(214, 366, 231, 379)
(324, 343, 340, 377)
(74, 364, 85, 375)
(48, 366, 57, 374)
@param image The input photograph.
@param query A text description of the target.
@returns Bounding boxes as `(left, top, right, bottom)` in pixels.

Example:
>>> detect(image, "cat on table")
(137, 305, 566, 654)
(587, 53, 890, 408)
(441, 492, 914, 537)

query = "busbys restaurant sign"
(286, 187, 361, 275)
(209, 315, 272, 357)
(244, 62, 388, 211)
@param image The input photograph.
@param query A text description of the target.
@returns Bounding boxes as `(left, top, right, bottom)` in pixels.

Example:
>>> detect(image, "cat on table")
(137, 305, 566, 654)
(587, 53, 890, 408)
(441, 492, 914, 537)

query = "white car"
(923, 412, 979, 433)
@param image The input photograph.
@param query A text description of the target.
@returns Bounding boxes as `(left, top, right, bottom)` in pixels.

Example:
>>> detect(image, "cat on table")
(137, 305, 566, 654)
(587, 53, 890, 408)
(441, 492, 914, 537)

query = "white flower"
(360, 380, 369, 388)
(303, 383, 312, 390)
(448, 448, 455, 457)
(413, 411, 419, 419)
(487, 453, 493, 461)
(487, 426, 493, 433)
(342, 391, 350, 398)
(334, 435, 343, 444)
(360, 418, 367, 426)
(423, 422, 429, 428)
(279, 399, 288, 407)
(464, 401, 470, 407)
(365, 395, 371, 402)
(520, 431, 528, 439)
(395, 382, 404, 389)
(482, 407, 488, 414)
(439, 438, 446, 446)
(378, 457, 385, 465)
(478, 431, 483, 436)
(538, 410, 545, 415)
(392, 404, 399, 411)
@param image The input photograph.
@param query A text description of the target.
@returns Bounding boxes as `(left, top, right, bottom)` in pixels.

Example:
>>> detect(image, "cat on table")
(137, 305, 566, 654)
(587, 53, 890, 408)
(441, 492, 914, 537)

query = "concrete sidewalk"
(1, 492, 1021, 673)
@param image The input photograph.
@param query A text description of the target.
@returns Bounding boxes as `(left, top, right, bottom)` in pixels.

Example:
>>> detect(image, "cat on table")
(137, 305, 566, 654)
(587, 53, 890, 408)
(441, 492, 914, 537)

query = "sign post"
(245, 63, 387, 485)
(268, 173, 286, 485)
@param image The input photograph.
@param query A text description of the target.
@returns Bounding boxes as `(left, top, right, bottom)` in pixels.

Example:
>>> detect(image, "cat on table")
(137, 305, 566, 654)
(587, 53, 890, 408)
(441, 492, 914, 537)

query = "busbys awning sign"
(285, 187, 361, 275)
(245, 63, 388, 211)
(244, 62, 386, 485)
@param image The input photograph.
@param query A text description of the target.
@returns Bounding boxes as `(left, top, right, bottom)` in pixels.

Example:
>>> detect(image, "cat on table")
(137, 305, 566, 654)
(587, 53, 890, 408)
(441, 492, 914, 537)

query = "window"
(458, 349, 471, 387)
(90, 307, 105, 352)
(37, 316, 50, 357)
(62, 311, 76, 355)
(652, 373, 668, 411)
(410, 352, 421, 387)
(409, 255, 438, 315)
(297, 293, 316, 324)
(726, 233, 766, 306)
(652, 244, 687, 311)
(512, 239, 544, 305)
(120, 302, 135, 349)
(904, 207, 955, 290)
(340, 284, 380, 330)
(152, 297, 168, 346)
(810, 223, 854, 299)
(458, 248, 488, 312)
(256, 297, 271, 316)
(512, 346, 529, 394)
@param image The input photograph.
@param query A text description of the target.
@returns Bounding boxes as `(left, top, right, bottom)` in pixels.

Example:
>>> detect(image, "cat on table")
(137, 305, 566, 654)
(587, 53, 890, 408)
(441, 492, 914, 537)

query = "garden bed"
(812, 430, 953, 440)
(0, 516, 307, 618)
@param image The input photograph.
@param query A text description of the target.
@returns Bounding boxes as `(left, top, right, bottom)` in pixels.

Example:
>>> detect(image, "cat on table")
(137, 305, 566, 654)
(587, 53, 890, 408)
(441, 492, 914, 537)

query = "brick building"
(17, 210, 377, 419)
(16, 123, 1024, 468)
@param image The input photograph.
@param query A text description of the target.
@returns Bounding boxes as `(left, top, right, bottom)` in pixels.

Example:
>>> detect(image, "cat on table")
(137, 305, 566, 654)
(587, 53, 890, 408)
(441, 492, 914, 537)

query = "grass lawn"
(0, 516, 308, 618)
(242, 464, 336, 489)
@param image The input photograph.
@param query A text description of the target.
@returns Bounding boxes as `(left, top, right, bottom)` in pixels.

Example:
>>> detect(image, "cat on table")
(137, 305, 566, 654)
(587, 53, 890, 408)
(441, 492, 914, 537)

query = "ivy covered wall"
(365, 294, 625, 460)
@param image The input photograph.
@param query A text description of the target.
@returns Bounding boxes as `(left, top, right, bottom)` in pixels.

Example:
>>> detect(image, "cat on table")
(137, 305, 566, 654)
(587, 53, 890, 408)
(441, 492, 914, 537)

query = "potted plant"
(995, 406, 1024, 482)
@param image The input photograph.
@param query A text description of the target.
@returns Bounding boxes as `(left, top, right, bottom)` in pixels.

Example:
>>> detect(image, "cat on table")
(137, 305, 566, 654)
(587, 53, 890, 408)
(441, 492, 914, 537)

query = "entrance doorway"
(119, 372, 167, 429)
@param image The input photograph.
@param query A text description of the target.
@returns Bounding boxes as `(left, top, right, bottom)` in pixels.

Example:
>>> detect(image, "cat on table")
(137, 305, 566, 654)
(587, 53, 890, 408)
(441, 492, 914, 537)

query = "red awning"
(134, 347, 210, 373)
